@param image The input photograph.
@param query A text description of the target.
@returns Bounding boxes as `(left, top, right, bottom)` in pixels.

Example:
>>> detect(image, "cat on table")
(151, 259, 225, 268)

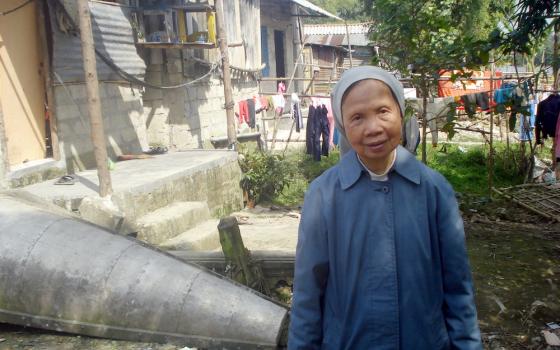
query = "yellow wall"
(0, 0, 47, 166)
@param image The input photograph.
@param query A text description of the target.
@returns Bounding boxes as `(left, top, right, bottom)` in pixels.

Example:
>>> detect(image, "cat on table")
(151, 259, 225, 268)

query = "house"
(0, 0, 336, 190)
(303, 22, 375, 94)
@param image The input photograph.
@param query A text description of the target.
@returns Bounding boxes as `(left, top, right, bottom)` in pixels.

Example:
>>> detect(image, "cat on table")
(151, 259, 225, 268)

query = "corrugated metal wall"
(49, 0, 146, 83)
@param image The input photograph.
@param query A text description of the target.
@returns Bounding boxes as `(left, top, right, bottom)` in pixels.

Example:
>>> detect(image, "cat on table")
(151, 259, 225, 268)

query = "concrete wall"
(54, 82, 148, 172)
(0, 0, 47, 166)
(143, 48, 259, 150)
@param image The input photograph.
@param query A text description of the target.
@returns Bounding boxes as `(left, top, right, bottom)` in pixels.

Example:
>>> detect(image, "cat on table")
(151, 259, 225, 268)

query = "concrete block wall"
(143, 48, 260, 151)
(54, 82, 148, 172)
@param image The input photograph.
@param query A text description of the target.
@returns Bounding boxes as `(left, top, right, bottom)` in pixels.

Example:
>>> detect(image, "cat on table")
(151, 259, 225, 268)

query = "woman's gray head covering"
(331, 66, 406, 155)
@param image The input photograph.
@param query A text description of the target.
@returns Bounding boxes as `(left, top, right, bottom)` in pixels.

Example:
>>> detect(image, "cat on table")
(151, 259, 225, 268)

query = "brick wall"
(53, 82, 148, 172)
(143, 48, 260, 151)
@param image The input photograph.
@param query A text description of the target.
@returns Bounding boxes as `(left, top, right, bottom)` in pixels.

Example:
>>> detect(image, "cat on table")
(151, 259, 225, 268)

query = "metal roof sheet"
(291, 0, 341, 20)
(50, 0, 146, 83)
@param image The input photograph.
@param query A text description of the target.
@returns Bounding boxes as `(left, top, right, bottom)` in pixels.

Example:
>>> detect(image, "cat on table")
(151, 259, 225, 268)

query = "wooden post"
(215, 0, 237, 149)
(488, 56, 495, 198)
(218, 217, 268, 294)
(77, 0, 112, 197)
(345, 21, 353, 68)
(291, 3, 303, 93)
(37, 0, 60, 161)
(421, 80, 428, 164)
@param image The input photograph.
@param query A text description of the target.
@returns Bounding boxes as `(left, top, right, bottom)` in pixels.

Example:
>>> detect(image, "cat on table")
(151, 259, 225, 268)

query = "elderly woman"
(288, 66, 482, 350)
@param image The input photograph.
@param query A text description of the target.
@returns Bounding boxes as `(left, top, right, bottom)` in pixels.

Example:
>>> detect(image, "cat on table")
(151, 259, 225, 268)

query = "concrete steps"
(136, 201, 211, 245)
(158, 219, 221, 251)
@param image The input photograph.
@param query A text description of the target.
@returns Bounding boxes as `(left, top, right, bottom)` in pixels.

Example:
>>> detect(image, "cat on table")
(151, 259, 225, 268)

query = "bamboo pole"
(77, 0, 112, 197)
(488, 56, 495, 198)
(344, 21, 353, 68)
(215, 0, 237, 148)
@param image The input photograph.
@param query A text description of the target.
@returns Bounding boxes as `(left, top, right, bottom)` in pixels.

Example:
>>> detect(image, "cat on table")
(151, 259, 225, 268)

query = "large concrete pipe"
(0, 192, 288, 349)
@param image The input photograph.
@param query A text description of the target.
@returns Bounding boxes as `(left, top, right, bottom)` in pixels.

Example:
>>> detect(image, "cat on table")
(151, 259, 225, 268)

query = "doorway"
(273, 30, 285, 79)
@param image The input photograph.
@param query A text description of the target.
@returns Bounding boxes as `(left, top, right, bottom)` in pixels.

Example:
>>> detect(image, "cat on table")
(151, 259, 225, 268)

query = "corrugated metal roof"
(304, 23, 371, 35)
(291, 0, 341, 20)
(304, 23, 372, 47)
(50, 0, 146, 83)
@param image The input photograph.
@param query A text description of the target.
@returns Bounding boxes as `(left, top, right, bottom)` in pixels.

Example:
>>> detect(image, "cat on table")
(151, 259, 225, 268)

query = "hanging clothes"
(246, 98, 256, 128)
(403, 116, 421, 154)
(306, 105, 315, 155)
(408, 97, 454, 147)
(305, 104, 330, 161)
(475, 92, 490, 111)
(238, 100, 249, 124)
(536, 94, 560, 144)
(461, 94, 478, 118)
(291, 93, 303, 132)
(519, 98, 537, 142)
(555, 112, 560, 159)
(272, 94, 285, 114)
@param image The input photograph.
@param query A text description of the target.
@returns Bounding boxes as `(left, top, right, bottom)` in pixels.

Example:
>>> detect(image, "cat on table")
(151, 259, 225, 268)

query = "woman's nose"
(363, 117, 383, 135)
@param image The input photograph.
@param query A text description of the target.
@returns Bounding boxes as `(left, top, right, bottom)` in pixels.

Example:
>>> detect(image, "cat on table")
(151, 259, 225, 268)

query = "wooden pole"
(37, 0, 60, 161)
(215, 0, 237, 149)
(291, 3, 303, 93)
(488, 55, 495, 198)
(77, 0, 112, 197)
(218, 217, 269, 294)
(345, 21, 353, 68)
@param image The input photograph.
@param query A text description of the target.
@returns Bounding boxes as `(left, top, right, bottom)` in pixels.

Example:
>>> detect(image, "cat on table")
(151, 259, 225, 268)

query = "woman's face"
(341, 79, 402, 173)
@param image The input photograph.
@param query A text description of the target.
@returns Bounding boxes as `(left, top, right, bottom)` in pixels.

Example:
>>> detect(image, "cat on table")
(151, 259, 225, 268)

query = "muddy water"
(466, 221, 560, 348)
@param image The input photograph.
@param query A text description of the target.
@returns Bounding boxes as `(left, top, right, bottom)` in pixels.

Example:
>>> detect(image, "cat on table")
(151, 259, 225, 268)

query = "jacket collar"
(339, 145, 421, 190)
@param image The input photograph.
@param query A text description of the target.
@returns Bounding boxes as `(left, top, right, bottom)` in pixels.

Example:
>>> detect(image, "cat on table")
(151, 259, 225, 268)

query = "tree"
(362, 0, 506, 162)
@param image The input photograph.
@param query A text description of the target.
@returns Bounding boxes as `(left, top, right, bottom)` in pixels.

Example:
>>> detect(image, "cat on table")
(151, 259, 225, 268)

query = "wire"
(52, 0, 222, 90)
(0, 0, 34, 16)
(94, 47, 223, 90)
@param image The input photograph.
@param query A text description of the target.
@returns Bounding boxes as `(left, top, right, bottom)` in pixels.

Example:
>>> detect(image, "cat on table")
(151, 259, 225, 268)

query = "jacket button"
(382, 186, 389, 193)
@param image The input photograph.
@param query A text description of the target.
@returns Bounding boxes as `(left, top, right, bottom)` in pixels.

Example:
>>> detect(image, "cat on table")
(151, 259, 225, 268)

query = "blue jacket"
(288, 146, 482, 350)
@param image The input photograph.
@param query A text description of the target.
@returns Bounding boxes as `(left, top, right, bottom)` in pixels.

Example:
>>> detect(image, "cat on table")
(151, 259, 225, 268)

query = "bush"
(238, 149, 295, 205)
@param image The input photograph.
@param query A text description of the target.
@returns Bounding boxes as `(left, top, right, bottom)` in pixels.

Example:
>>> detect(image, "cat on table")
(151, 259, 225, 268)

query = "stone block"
(78, 196, 131, 234)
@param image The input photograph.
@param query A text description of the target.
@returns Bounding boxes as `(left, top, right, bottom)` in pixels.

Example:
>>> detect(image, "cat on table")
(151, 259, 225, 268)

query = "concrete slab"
(137, 201, 210, 244)
(21, 150, 238, 207)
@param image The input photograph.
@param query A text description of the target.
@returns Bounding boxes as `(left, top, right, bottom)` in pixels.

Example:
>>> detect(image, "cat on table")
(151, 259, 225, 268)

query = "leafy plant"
(238, 149, 296, 205)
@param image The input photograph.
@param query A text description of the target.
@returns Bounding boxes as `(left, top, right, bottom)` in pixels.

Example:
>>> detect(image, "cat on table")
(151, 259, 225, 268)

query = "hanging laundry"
(494, 82, 516, 105)
(291, 93, 304, 132)
(518, 112, 535, 141)
(475, 92, 490, 111)
(403, 116, 420, 154)
(311, 97, 335, 146)
(272, 94, 285, 114)
(305, 104, 330, 161)
(408, 97, 455, 146)
(536, 94, 560, 144)
(247, 98, 256, 128)
(238, 100, 249, 124)
(306, 105, 315, 155)
(461, 94, 478, 118)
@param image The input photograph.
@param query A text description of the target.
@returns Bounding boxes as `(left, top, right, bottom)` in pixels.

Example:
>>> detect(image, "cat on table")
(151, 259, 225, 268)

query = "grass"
(259, 141, 544, 206)
(423, 143, 525, 196)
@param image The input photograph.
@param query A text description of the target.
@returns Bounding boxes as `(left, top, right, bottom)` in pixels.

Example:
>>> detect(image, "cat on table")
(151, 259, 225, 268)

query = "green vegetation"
(239, 141, 548, 207)
(238, 148, 296, 205)
(424, 143, 526, 195)
(274, 149, 340, 207)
